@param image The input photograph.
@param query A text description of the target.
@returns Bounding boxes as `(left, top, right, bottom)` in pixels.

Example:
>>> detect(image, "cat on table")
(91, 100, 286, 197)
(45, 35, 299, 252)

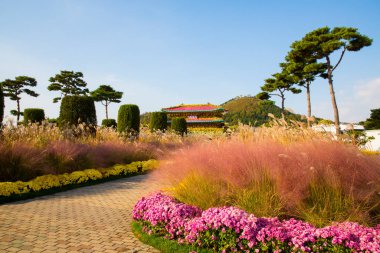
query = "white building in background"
(312, 124, 380, 151)
(312, 124, 365, 133)
(364, 130, 380, 151)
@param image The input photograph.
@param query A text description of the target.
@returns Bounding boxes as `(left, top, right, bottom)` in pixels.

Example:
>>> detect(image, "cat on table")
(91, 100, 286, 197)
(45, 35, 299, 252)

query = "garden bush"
(149, 112, 167, 132)
(171, 117, 187, 136)
(102, 119, 117, 128)
(23, 108, 45, 124)
(133, 192, 380, 253)
(0, 84, 4, 125)
(59, 96, 97, 127)
(118, 104, 140, 133)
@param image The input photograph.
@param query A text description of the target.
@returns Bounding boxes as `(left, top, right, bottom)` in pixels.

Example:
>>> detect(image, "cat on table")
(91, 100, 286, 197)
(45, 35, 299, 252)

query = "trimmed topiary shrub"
(118, 104, 140, 133)
(0, 84, 4, 126)
(23, 108, 45, 124)
(149, 112, 167, 132)
(59, 96, 97, 127)
(102, 119, 117, 128)
(171, 117, 187, 136)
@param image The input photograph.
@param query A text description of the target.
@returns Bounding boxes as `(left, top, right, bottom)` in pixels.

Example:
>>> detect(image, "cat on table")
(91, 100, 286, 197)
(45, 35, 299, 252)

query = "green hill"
(221, 96, 303, 126)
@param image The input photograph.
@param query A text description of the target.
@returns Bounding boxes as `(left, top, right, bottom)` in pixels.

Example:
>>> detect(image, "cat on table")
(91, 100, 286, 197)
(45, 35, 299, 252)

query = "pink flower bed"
(133, 192, 380, 252)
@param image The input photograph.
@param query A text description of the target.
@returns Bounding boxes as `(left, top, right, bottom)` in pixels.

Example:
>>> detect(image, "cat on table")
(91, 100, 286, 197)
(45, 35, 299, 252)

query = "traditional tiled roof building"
(162, 103, 225, 128)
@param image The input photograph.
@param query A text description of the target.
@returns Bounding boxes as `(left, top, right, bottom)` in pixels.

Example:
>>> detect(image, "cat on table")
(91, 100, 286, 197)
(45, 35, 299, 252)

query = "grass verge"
(131, 221, 212, 253)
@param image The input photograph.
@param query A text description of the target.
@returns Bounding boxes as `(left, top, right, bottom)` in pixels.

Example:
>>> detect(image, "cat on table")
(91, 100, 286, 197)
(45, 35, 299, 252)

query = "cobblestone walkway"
(0, 175, 163, 253)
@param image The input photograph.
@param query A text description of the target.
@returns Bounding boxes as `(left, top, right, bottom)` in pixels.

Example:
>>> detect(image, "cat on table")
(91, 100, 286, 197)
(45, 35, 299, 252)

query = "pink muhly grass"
(0, 142, 45, 181)
(155, 139, 380, 226)
(0, 139, 158, 182)
(88, 141, 147, 167)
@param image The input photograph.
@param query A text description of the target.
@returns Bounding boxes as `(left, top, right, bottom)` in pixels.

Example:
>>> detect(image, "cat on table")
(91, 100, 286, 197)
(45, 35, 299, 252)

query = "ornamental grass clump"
(156, 136, 380, 226)
(0, 133, 156, 182)
(133, 192, 380, 252)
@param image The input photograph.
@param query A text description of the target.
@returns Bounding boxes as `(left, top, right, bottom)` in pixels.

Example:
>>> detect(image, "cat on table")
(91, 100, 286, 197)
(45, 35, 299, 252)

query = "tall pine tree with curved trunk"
(291, 27, 372, 135)
(90, 85, 123, 120)
(259, 72, 301, 119)
(1, 76, 39, 122)
(47, 70, 89, 103)
(281, 57, 326, 127)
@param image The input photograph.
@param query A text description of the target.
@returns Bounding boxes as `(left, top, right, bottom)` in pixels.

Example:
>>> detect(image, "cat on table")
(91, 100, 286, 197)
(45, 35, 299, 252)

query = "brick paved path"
(0, 175, 163, 253)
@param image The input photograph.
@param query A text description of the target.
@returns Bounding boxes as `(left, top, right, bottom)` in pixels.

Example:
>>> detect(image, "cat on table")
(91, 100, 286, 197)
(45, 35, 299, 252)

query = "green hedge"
(0, 160, 158, 200)
(171, 117, 187, 136)
(0, 84, 4, 125)
(150, 112, 167, 132)
(59, 96, 97, 127)
(102, 119, 117, 128)
(118, 104, 140, 133)
(24, 108, 45, 124)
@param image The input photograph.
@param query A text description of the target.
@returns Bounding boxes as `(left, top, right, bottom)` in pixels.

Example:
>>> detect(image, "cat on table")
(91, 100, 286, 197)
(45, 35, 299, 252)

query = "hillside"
(221, 96, 303, 126)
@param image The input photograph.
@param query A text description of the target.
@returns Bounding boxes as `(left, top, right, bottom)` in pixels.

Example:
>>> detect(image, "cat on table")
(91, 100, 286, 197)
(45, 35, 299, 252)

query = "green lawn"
(131, 221, 213, 253)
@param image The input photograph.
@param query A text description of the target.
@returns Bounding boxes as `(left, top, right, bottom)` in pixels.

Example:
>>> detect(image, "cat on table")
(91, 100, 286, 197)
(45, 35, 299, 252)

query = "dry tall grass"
(0, 122, 165, 181)
(155, 125, 380, 227)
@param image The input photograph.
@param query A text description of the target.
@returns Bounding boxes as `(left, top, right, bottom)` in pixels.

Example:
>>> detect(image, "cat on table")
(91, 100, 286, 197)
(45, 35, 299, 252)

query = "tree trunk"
(105, 103, 109, 120)
(306, 82, 311, 128)
(281, 94, 285, 120)
(326, 56, 341, 135)
(17, 99, 20, 122)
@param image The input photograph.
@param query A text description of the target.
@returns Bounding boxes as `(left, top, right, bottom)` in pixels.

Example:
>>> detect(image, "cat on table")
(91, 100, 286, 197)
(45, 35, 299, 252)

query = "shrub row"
(0, 160, 157, 200)
(133, 192, 380, 253)
(2, 94, 143, 133)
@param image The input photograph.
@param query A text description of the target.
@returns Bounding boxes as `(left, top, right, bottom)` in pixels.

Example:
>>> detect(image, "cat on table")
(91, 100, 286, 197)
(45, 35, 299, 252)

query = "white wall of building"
(364, 130, 380, 151)
(312, 124, 380, 151)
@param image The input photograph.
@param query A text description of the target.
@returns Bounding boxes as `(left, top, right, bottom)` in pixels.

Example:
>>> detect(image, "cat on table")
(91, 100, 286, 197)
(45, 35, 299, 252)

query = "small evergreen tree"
(117, 104, 140, 133)
(364, 108, 380, 130)
(1, 76, 39, 122)
(258, 72, 301, 119)
(150, 112, 168, 132)
(91, 85, 123, 120)
(48, 70, 89, 103)
(24, 108, 45, 124)
(280, 57, 325, 127)
(171, 117, 187, 136)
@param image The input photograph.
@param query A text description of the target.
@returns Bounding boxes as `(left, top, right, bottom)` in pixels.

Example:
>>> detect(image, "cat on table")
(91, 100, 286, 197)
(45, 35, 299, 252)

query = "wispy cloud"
(338, 77, 380, 122)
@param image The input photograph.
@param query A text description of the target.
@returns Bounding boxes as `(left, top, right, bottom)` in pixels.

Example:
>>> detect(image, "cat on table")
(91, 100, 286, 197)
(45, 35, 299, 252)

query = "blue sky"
(1, 0, 379, 123)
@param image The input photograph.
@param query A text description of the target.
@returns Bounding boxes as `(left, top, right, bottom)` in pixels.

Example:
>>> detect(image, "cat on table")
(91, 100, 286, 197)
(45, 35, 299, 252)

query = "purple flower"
(132, 192, 380, 252)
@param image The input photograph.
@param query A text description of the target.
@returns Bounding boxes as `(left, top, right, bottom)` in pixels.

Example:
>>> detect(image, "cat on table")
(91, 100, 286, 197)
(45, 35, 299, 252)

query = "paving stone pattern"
(0, 175, 164, 253)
